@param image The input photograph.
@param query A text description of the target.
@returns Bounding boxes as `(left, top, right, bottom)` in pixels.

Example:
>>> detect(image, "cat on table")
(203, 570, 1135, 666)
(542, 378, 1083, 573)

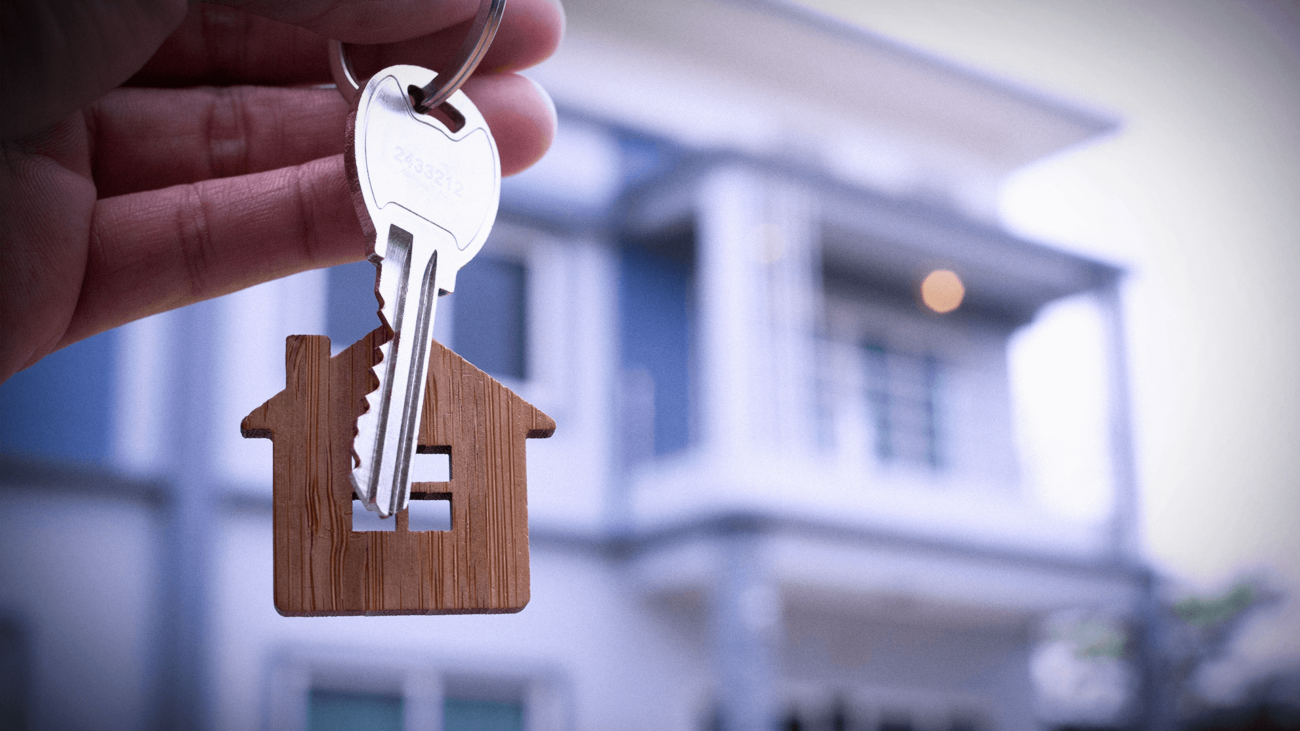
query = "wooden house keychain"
(241, 0, 555, 616)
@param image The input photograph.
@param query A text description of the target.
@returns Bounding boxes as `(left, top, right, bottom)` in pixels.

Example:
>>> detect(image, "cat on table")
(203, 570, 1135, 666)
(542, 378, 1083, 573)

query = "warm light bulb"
(921, 269, 965, 313)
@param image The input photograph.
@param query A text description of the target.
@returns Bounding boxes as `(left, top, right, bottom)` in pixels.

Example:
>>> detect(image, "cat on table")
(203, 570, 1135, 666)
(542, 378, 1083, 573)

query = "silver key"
(346, 65, 500, 518)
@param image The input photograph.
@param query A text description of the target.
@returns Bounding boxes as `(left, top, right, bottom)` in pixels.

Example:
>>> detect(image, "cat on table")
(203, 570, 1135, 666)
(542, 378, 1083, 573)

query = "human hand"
(0, 0, 564, 384)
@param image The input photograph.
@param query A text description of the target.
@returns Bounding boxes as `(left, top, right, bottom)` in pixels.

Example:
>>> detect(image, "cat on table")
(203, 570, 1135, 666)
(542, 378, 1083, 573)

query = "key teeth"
(351, 336, 394, 512)
(349, 328, 388, 470)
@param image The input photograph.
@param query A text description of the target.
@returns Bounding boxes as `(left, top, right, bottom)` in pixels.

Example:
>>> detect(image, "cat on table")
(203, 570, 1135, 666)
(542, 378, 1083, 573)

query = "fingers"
(88, 87, 348, 198)
(88, 70, 554, 195)
(69, 69, 557, 345)
(460, 74, 556, 176)
(343, 0, 565, 81)
(0, 0, 187, 139)
(209, 0, 483, 44)
(128, 6, 331, 88)
(0, 122, 100, 377)
(131, 1, 563, 89)
(68, 156, 364, 347)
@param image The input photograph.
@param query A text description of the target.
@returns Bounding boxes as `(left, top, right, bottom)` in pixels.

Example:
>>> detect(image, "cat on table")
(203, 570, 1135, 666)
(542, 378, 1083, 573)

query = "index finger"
(130, 1, 564, 89)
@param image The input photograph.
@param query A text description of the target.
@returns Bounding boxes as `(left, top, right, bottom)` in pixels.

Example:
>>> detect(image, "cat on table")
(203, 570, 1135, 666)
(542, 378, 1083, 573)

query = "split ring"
(328, 0, 506, 112)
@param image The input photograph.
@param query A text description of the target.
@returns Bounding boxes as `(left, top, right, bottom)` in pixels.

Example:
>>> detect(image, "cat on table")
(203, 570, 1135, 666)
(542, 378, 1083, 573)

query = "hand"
(0, 0, 564, 384)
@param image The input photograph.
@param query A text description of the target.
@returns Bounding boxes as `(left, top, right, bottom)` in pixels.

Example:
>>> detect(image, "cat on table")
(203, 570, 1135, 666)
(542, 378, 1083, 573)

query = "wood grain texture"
(241, 330, 554, 616)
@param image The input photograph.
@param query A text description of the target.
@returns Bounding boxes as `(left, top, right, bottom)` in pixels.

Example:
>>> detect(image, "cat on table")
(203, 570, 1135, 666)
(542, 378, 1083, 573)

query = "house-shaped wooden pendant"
(241, 330, 554, 616)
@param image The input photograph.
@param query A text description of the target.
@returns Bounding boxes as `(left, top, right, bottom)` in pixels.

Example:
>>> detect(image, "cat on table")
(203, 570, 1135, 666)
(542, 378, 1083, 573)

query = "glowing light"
(921, 269, 965, 313)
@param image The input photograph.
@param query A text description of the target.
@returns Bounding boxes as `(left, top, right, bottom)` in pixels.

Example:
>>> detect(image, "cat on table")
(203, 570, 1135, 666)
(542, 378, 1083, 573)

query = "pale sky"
(800, 0, 1300, 675)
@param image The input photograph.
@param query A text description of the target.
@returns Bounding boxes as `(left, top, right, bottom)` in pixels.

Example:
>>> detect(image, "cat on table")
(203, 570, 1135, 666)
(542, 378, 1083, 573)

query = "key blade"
(351, 224, 444, 517)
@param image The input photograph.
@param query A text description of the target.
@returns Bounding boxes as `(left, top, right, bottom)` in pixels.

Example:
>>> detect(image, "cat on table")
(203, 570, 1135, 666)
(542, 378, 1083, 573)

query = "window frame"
(263, 646, 565, 731)
(440, 223, 571, 414)
(862, 342, 945, 471)
(820, 286, 975, 478)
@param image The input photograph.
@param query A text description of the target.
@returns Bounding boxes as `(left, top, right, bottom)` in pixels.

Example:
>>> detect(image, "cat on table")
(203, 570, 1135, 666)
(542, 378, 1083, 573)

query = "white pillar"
(695, 166, 820, 463)
(759, 179, 820, 454)
(697, 166, 761, 462)
(1097, 277, 1141, 565)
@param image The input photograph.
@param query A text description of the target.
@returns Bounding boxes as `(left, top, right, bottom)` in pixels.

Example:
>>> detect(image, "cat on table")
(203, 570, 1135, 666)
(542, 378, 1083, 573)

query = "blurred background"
(2, 1, 1298, 729)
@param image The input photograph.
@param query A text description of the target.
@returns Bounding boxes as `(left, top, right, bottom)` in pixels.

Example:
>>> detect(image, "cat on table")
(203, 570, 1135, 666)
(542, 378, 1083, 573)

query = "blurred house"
(0, 1, 1147, 730)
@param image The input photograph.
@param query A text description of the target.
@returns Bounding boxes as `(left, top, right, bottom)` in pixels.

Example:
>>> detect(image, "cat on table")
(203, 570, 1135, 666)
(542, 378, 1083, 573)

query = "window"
(453, 256, 529, 380)
(308, 689, 403, 731)
(444, 697, 524, 731)
(863, 343, 942, 469)
(272, 654, 554, 731)
(327, 255, 529, 381)
(302, 689, 526, 731)
(0, 330, 116, 464)
(619, 235, 694, 456)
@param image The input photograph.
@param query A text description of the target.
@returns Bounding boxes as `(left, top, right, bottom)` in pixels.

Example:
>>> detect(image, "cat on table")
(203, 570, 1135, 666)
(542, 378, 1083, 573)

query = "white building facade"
(0, 2, 1148, 730)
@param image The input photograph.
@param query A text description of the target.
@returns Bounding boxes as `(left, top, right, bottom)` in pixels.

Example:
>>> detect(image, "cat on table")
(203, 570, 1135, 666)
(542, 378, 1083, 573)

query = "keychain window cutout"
(353, 447, 450, 533)
(408, 493, 453, 531)
(352, 503, 397, 532)
(411, 450, 451, 482)
(352, 494, 451, 532)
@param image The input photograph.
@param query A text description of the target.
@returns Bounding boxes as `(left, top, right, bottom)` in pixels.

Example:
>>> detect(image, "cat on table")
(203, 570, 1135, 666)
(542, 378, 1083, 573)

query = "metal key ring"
(328, 0, 506, 113)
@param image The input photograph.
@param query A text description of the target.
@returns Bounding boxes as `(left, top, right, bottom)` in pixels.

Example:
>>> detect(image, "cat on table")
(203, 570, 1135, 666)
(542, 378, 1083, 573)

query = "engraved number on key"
(346, 65, 501, 518)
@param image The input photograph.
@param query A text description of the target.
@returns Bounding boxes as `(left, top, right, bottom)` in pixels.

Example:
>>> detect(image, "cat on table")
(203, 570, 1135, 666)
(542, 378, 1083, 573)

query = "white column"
(697, 166, 762, 462)
(1097, 277, 1141, 565)
(695, 166, 821, 463)
(759, 179, 820, 454)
